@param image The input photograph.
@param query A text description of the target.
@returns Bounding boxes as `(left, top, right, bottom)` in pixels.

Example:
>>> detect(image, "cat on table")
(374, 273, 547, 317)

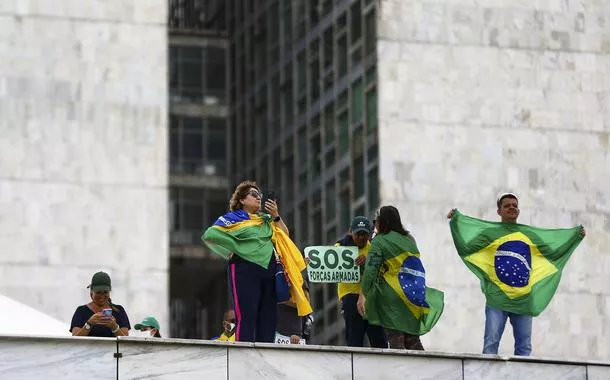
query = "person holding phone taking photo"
(203, 181, 312, 342)
(70, 271, 131, 337)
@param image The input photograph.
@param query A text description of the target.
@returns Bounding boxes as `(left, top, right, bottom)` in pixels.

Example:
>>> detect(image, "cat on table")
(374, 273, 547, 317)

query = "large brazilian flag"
(449, 209, 584, 316)
(361, 231, 444, 336)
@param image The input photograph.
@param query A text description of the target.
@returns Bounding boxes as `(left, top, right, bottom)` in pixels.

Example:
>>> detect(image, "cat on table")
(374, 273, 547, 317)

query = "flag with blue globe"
(449, 210, 584, 316)
(361, 231, 444, 336)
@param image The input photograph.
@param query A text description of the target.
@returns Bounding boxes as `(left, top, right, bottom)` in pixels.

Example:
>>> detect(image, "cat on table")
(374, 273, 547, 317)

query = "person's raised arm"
(266, 199, 289, 235)
(448, 208, 492, 256)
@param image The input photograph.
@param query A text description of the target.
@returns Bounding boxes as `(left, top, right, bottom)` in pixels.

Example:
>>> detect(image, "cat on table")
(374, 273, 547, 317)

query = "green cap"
(350, 216, 372, 234)
(134, 316, 160, 330)
(87, 271, 111, 292)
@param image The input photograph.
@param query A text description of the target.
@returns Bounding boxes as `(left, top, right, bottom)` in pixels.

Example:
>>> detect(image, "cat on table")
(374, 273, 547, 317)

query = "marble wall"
(377, 0, 610, 359)
(1, 336, 609, 380)
(0, 1, 168, 331)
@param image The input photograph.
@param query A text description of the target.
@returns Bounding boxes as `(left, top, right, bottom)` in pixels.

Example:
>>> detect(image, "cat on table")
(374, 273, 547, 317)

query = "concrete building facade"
(0, 1, 169, 332)
(378, 0, 610, 359)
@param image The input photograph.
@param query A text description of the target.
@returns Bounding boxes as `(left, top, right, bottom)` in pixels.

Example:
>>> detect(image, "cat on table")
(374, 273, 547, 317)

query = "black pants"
(229, 256, 277, 342)
(341, 294, 387, 348)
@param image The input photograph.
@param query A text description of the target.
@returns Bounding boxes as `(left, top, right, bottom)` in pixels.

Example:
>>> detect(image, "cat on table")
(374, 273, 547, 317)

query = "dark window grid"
(230, 42, 367, 116)
(170, 115, 227, 176)
(170, 46, 227, 104)
(230, 0, 351, 103)
(170, 188, 227, 245)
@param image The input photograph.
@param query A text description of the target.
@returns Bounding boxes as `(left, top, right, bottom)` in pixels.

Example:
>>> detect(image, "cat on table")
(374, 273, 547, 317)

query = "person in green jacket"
(360, 206, 444, 350)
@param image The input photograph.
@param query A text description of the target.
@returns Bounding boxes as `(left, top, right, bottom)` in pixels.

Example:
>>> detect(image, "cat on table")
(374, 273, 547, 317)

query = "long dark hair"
(375, 206, 410, 236)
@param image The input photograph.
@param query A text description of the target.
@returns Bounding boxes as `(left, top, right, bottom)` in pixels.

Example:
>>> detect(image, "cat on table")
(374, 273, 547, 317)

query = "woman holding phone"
(70, 271, 131, 337)
(203, 180, 312, 342)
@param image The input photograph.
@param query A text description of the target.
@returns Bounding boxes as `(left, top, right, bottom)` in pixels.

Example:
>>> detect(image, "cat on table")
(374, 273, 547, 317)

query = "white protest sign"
(305, 246, 360, 283)
(275, 332, 306, 345)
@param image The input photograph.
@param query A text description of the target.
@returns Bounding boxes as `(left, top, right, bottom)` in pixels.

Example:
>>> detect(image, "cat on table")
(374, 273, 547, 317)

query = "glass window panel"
(206, 61, 226, 94)
(337, 90, 348, 109)
(325, 180, 336, 220)
(207, 118, 226, 160)
(309, 0, 320, 26)
(182, 46, 203, 61)
(310, 132, 321, 176)
(183, 116, 202, 131)
(207, 201, 227, 225)
(366, 88, 377, 132)
(350, 1, 362, 44)
(352, 125, 364, 158)
(351, 79, 363, 123)
(325, 147, 335, 168)
(324, 103, 335, 145)
(322, 0, 333, 16)
(170, 129, 180, 161)
(313, 209, 322, 246)
(183, 203, 204, 230)
(183, 131, 203, 159)
(298, 127, 308, 164)
(338, 111, 349, 155)
(366, 65, 377, 85)
(323, 27, 333, 69)
(367, 167, 379, 213)
(337, 35, 348, 78)
(182, 60, 203, 97)
(326, 227, 336, 244)
(365, 9, 376, 55)
(340, 191, 350, 231)
(354, 156, 365, 196)
(299, 201, 309, 244)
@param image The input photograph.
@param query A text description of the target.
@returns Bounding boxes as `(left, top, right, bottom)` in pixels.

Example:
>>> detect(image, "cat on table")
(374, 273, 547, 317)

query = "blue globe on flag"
(398, 256, 429, 307)
(494, 240, 531, 287)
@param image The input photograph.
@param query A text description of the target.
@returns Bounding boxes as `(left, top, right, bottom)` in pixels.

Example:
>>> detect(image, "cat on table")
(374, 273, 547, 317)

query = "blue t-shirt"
(70, 304, 131, 337)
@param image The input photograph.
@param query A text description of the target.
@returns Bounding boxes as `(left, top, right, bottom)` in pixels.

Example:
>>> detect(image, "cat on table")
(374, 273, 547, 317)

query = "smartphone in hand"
(102, 308, 112, 318)
(266, 190, 276, 203)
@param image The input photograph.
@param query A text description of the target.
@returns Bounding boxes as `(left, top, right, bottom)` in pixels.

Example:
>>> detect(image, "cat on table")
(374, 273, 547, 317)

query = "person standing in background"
(336, 216, 387, 348)
(214, 309, 236, 342)
(133, 316, 162, 338)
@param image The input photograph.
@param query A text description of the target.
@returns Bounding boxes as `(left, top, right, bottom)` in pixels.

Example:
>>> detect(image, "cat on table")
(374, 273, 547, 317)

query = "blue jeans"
(483, 305, 532, 356)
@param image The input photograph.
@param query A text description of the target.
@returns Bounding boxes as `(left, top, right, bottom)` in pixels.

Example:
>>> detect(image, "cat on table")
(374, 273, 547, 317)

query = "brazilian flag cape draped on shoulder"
(361, 231, 444, 336)
(449, 209, 584, 316)
(202, 210, 313, 316)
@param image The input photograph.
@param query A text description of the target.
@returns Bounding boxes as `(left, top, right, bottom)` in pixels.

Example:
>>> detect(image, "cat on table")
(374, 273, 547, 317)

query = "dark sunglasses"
(247, 189, 262, 199)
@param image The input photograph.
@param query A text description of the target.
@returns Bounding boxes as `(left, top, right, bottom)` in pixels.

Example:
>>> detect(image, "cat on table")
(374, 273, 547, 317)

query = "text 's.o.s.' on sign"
(305, 246, 360, 283)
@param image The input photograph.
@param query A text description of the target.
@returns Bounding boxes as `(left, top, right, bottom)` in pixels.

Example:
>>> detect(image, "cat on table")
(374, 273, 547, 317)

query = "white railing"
(1, 334, 609, 379)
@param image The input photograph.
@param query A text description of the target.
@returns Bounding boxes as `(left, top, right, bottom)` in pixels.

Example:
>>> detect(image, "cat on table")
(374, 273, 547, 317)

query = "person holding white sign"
(336, 217, 388, 348)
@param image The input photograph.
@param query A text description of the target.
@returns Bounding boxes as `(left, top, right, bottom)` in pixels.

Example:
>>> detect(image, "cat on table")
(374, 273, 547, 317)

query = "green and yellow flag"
(202, 210, 313, 316)
(449, 209, 584, 316)
(361, 231, 444, 336)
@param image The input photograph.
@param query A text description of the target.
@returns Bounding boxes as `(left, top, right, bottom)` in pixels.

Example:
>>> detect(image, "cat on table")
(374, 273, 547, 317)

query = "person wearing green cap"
(70, 271, 131, 337)
(133, 316, 162, 338)
(335, 216, 388, 348)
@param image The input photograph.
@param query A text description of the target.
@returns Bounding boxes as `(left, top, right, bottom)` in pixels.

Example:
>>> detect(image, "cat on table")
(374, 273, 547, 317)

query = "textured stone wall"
(0, 1, 168, 332)
(378, 0, 610, 358)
